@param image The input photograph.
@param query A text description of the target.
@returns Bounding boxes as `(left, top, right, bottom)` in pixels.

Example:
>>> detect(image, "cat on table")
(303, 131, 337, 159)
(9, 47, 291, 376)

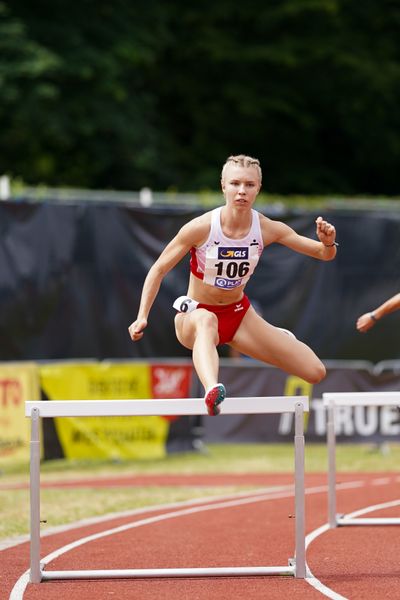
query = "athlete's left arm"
(261, 215, 337, 261)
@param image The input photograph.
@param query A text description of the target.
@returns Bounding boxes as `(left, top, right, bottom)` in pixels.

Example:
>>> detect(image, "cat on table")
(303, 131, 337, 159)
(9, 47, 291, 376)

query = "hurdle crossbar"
(323, 392, 400, 528)
(26, 395, 309, 582)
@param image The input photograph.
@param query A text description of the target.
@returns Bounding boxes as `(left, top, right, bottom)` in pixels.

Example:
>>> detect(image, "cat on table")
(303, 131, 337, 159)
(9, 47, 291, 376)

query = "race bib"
(173, 296, 199, 313)
(203, 245, 260, 289)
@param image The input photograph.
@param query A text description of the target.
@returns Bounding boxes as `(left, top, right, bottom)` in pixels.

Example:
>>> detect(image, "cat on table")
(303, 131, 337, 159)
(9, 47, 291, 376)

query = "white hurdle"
(25, 395, 309, 583)
(323, 392, 400, 528)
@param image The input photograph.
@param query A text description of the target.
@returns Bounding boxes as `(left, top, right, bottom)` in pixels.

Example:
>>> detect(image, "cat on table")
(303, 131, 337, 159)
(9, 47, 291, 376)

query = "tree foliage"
(1, 0, 400, 193)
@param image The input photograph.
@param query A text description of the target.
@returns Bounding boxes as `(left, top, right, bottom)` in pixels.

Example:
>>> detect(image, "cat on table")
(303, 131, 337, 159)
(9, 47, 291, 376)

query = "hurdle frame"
(26, 395, 309, 582)
(323, 391, 400, 528)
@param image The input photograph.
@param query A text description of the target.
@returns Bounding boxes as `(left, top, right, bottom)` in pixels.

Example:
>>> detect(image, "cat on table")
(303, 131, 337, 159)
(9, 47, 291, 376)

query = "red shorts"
(197, 294, 251, 345)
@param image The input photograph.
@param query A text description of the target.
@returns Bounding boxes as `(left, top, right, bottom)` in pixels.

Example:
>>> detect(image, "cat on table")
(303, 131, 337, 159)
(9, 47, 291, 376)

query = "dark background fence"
(1, 199, 400, 363)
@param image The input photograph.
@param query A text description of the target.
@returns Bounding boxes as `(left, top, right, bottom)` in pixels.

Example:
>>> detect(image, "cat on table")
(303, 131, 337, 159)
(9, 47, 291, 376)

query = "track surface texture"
(2, 472, 399, 600)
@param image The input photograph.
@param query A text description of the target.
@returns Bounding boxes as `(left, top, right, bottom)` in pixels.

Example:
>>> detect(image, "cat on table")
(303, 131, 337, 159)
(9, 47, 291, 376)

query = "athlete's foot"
(205, 383, 226, 416)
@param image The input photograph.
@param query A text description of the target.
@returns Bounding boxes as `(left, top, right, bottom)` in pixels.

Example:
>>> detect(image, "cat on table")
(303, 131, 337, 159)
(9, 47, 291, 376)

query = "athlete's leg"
(175, 309, 220, 390)
(229, 306, 326, 384)
(175, 310, 226, 415)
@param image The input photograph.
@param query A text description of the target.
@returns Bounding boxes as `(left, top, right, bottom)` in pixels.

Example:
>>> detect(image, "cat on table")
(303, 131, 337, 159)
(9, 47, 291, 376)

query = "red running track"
(1, 472, 399, 600)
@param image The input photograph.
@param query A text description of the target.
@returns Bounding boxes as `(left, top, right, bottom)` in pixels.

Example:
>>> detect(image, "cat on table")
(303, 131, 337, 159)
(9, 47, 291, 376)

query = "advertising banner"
(150, 363, 193, 399)
(201, 362, 400, 443)
(5, 359, 399, 463)
(40, 362, 169, 460)
(150, 362, 198, 452)
(0, 362, 40, 465)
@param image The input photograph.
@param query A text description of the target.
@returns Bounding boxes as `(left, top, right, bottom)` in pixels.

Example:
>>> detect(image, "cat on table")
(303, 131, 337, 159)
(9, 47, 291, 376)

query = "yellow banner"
(40, 362, 169, 460)
(0, 362, 40, 465)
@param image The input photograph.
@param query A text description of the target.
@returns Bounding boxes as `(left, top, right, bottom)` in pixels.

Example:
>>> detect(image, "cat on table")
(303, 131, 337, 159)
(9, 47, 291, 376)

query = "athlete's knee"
(175, 309, 219, 348)
(194, 308, 218, 331)
(192, 309, 219, 345)
(305, 360, 326, 384)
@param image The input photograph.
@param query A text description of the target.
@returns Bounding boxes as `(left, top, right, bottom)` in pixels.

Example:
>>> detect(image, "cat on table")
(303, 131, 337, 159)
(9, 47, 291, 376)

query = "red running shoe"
(205, 383, 226, 416)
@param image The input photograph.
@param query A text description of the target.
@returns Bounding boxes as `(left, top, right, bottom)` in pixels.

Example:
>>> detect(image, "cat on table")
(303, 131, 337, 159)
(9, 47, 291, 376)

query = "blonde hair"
(221, 154, 262, 184)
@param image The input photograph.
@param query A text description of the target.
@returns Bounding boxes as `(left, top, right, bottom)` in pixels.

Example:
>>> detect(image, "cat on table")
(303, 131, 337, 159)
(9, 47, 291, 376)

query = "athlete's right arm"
(128, 215, 210, 341)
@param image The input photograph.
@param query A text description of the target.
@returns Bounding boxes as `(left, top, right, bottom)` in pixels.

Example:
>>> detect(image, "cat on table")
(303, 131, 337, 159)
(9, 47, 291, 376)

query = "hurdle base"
(337, 516, 400, 527)
(39, 565, 296, 581)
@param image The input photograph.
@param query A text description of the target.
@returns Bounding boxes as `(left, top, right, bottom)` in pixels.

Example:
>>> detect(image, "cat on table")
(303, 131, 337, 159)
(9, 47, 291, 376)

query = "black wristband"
(370, 313, 377, 322)
(323, 241, 339, 247)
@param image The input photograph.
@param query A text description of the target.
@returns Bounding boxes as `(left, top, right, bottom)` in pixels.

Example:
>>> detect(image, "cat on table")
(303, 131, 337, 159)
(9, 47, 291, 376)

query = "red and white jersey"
(190, 207, 264, 290)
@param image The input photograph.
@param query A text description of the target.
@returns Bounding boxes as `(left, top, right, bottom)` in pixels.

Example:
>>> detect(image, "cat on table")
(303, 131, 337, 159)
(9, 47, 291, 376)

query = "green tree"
(0, 1, 170, 187)
(1, 0, 400, 194)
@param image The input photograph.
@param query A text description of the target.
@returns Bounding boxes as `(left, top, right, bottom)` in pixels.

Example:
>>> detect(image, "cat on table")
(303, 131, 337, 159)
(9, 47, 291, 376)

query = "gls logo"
(218, 247, 248, 260)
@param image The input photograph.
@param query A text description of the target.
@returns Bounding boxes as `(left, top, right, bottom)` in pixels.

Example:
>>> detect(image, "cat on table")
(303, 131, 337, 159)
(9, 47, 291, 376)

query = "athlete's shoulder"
(179, 210, 213, 246)
(257, 212, 286, 244)
(256, 211, 275, 232)
(184, 210, 213, 232)
(253, 209, 268, 226)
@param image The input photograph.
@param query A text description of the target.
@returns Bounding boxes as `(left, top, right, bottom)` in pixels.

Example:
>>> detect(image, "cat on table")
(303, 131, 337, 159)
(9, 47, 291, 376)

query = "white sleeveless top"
(190, 207, 264, 290)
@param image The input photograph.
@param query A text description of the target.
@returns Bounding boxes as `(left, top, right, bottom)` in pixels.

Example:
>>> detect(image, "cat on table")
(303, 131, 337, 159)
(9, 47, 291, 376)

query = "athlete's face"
(221, 165, 261, 208)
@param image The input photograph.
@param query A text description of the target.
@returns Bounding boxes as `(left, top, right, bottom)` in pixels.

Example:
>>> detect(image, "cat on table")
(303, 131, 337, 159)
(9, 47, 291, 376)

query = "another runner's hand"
(315, 216, 336, 247)
(356, 313, 375, 333)
(128, 318, 147, 341)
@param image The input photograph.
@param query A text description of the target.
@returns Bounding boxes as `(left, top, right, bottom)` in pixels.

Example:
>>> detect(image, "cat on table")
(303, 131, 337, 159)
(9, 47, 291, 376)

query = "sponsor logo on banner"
(218, 247, 248, 260)
(151, 365, 192, 398)
(0, 363, 40, 465)
(151, 364, 193, 421)
(40, 362, 169, 460)
(0, 379, 22, 407)
(202, 368, 400, 442)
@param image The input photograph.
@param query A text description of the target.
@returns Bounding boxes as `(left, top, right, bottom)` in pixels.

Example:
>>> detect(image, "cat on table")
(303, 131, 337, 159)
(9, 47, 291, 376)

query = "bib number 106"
(214, 261, 250, 279)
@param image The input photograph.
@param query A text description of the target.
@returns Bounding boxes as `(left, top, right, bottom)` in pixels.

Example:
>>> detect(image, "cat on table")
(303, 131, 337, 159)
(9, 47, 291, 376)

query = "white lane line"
(1, 480, 365, 552)
(10, 483, 332, 599)
(6, 478, 371, 599)
(371, 477, 391, 486)
(8, 574, 30, 600)
(305, 498, 400, 600)
(345, 498, 400, 519)
(305, 524, 349, 600)
(1, 484, 292, 551)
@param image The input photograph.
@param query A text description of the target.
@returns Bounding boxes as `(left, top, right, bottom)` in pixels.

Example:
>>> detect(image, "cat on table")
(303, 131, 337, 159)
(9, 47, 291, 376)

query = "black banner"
(1, 200, 400, 362)
(198, 361, 400, 443)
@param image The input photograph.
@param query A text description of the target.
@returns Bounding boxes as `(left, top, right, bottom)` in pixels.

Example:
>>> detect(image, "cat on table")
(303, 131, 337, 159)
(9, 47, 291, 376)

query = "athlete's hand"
(356, 312, 375, 333)
(316, 216, 336, 247)
(128, 318, 147, 341)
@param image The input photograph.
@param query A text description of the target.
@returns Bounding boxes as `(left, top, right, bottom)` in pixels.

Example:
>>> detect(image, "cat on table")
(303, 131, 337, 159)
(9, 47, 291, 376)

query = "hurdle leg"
(327, 403, 337, 528)
(30, 407, 42, 583)
(294, 402, 306, 578)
